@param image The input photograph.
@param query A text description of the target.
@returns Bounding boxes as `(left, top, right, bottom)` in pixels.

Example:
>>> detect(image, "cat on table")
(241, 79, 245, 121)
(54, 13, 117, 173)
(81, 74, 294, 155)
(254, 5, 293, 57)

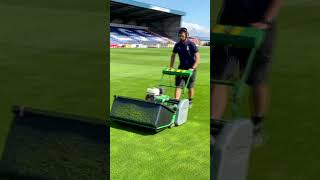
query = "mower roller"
(110, 68, 193, 132)
(211, 25, 265, 180)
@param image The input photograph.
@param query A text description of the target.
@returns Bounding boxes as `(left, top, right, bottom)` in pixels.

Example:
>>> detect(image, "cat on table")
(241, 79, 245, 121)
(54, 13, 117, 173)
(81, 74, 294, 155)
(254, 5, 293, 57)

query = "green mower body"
(212, 24, 265, 48)
(110, 68, 193, 132)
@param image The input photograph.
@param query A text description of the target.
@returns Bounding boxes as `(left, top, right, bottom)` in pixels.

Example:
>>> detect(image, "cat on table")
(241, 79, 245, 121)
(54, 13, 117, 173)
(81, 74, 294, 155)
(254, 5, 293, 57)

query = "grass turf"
(0, 0, 108, 179)
(1, 109, 108, 180)
(110, 47, 210, 179)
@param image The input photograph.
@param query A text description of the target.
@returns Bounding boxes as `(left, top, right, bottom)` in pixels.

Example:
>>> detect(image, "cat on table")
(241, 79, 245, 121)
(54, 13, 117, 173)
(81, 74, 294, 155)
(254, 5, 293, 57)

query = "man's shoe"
(252, 117, 265, 146)
(188, 99, 193, 108)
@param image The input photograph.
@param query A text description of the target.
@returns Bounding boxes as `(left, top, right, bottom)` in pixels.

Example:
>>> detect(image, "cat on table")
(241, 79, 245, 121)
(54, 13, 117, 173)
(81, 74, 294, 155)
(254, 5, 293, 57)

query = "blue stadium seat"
(110, 26, 174, 47)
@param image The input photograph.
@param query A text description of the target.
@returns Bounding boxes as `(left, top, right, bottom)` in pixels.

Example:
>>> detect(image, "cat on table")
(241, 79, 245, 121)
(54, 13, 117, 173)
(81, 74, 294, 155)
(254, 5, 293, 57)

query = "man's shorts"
(211, 26, 275, 85)
(176, 69, 197, 89)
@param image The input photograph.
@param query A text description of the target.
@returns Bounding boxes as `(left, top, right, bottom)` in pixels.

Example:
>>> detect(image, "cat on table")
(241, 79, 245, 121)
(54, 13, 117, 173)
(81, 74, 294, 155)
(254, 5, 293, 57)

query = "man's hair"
(178, 27, 189, 37)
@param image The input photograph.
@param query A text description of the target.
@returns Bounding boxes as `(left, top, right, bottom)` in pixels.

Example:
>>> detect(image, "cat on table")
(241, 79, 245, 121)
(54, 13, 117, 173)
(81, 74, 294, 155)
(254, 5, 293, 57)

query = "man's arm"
(213, 0, 224, 25)
(251, 0, 283, 29)
(264, 0, 283, 22)
(170, 52, 176, 68)
(192, 52, 200, 69)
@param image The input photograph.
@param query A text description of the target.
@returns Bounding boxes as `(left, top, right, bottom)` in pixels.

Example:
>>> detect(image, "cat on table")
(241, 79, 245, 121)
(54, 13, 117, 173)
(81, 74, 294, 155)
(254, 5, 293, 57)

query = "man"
(170, 28, 200, 107)
(211, 0, 282, 144)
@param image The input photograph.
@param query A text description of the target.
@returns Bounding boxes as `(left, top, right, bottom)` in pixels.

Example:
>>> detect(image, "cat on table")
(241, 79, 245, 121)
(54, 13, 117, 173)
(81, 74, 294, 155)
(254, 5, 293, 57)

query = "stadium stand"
(110, 24, 175, 48)
(110, 0, 185, 48)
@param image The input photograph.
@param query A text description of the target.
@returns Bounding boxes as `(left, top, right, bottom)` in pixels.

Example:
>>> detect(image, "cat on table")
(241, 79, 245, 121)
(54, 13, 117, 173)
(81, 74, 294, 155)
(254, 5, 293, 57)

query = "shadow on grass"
(0, 106, 109, 180)
(110, 121, 163, 136)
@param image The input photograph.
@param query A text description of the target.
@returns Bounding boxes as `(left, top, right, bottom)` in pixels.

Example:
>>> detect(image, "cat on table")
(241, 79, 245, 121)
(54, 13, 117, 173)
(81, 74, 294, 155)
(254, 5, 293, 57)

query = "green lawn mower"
(110, 68, 193, 132)
(211, 25, 265, 180)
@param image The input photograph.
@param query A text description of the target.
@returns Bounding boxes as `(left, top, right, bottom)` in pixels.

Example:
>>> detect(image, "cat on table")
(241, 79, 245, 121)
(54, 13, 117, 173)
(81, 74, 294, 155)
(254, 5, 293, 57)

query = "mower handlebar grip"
(162, 68, 193, 77)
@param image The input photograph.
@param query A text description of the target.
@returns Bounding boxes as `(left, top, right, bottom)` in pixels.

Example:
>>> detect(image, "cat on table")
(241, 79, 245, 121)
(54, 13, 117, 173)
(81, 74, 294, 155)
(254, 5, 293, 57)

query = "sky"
(134, 0, 210, 38)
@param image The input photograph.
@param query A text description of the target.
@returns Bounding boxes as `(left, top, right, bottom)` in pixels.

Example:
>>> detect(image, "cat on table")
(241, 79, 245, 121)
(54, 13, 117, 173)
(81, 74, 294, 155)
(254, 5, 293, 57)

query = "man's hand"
(188, 68, 194, 71)
(191, 52, 200, 71)
(250, 22, 269, 30)
(252, 0, 282, 30)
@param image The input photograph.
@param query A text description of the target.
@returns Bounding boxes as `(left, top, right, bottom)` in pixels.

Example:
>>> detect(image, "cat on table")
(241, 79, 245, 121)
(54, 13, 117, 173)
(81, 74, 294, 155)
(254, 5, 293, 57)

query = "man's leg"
(187, 87, 195, 107)
(247, 26, 274, 145)
(187, 70, 196, 106)
(188, 87, 194, 100)
(211, 84, 229, 119)
(248, 25, 274, 119)
(175, 88, 182, 99)
(246, 60, 271, 145)
(175, 76, 184, 99)
(250, 83, 269, 118)
(249, 84, 269, 145)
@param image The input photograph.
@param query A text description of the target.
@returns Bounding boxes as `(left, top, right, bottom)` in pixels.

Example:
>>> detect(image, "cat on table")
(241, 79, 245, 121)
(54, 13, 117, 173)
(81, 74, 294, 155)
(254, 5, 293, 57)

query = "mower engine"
(146, 87, 170, 103)
(145, 87, 189, 126)
(146, 87, 161, 96)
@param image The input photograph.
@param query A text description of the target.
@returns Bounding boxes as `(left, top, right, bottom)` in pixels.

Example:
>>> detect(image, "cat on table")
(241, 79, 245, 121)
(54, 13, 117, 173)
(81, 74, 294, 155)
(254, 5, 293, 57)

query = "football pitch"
(110, 47, 210, 179)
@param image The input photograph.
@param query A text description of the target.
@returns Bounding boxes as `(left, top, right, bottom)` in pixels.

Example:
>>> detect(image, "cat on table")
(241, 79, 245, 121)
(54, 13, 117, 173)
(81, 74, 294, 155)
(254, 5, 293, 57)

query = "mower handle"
(162, 68, 193, 77)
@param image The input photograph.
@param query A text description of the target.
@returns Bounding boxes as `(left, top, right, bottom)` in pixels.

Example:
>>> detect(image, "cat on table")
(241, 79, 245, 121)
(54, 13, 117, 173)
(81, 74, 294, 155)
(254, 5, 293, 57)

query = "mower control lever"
(166, 99, 180, 104)
(211, 119, 226, 137)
